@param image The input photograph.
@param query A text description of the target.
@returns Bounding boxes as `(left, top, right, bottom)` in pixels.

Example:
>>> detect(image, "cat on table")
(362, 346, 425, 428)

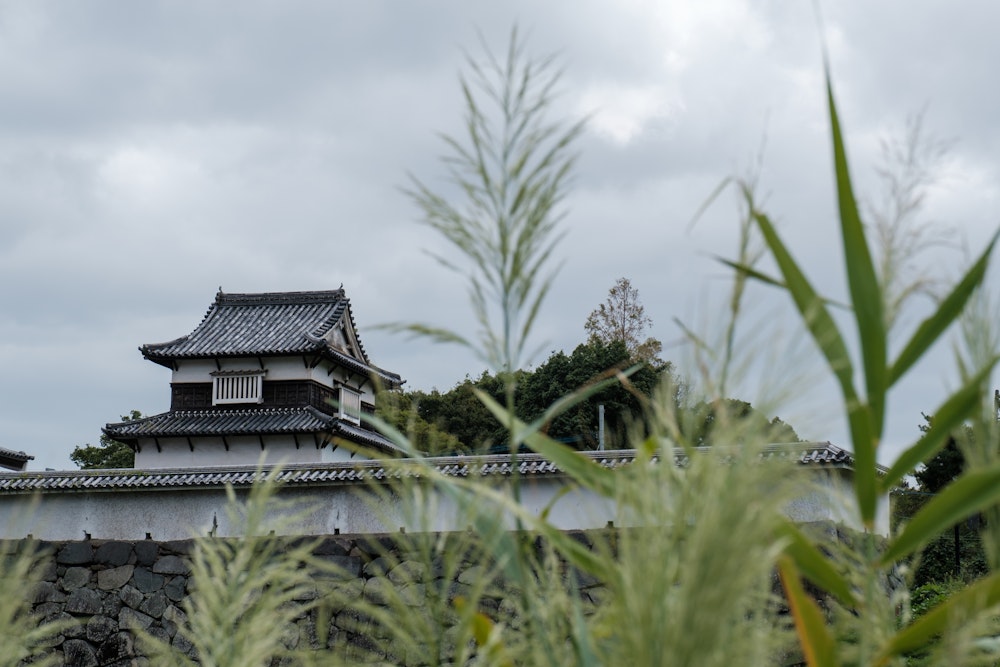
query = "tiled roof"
(0, 446, 33, 472)
(0, 446, 33, 463)
(141, 290, 402, 387)
(0, 442, 859, 494)
(103, 407, 404, 455)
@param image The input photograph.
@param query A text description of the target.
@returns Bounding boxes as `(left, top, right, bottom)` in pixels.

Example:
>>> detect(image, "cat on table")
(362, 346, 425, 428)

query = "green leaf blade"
(881, 365, 995, 491)
(778, 521, 857, 609)
(878, 571, 1000, 661)
(889, 229, 1000, 386)
(881, 464, 1000, 565)
(473, 388, 617, 497)
(826, 73, 887, 439)
(778, 555, 841, 667)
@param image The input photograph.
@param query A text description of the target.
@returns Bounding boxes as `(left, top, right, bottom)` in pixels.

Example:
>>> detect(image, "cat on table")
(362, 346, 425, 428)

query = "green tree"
(70, 410, 141, 469)
(409, 371, 517, 453)
(914, 412, 967, 493)
(519, 338, 666, 449)
(375, 390, 466, 456)
(402, 340, 668, 453)
(685, 398, 801, 447)
(901, 414, 988, 585)
(584, 277, 663, 364)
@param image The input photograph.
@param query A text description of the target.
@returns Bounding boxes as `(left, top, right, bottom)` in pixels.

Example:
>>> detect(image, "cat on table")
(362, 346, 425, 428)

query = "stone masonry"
(19, 531, 608, 666)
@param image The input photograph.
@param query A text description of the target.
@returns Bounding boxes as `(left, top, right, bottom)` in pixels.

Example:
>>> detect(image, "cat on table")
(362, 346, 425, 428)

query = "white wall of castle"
(171, 358, 376, 401)
(0, 466, 887, 542)
(133, 436, 362, 469)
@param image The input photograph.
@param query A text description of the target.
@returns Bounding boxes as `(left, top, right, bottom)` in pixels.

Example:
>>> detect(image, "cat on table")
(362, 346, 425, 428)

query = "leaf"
(777, 521, 857, 609)
(877, 571, 1000, 662)
(778, 555, 840, 667)
(881, 365, 995, 491)
(452, 596, 497, 647)
(748, 206, 878, 528)
(881, 463, 1000, 565)
(826, 71, 887, 439)
(473, 388, 617, 497)
(718, 257, 851, 310)
(889, 229, 999, 386)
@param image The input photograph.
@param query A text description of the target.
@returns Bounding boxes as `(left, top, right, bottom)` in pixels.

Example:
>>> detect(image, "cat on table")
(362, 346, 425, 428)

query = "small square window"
(211, 370, 266, 405)
(338, 387, 362, 424)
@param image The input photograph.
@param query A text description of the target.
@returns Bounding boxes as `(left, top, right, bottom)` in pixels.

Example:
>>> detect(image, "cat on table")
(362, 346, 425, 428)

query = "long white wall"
(0, 468, 888, 542)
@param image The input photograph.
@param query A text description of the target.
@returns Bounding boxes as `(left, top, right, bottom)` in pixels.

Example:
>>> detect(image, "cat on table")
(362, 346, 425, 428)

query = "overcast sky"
(2, 1, 998, 470)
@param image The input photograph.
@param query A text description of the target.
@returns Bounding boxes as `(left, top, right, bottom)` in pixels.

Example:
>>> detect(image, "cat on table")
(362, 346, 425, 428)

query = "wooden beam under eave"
(154, 438, 162, 453)
(222, 435, 230, 452)
(259, 435, 266, 451)
(293, 433, 301, 450)
(186, 437, 194, 453)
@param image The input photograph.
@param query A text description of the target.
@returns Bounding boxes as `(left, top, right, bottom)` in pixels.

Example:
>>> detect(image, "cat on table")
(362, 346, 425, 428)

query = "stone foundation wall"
(22, 531, 606, 666)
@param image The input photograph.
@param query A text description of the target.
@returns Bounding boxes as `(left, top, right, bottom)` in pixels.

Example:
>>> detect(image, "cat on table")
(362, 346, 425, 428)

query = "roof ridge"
(217, 290, 346, 306)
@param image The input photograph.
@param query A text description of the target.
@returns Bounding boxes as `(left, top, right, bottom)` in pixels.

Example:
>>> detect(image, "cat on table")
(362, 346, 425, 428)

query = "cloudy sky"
(1, 1, 998, 470)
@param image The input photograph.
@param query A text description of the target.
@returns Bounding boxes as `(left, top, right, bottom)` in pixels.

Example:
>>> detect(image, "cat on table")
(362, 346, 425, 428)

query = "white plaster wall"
(784, 469, 890, 536)
(171, 358, 332, 385)
(134, 436, 327, 469)
(169, 358, 377, 406)
(0, 468, 890, 542)
(320, 444, 366, 463)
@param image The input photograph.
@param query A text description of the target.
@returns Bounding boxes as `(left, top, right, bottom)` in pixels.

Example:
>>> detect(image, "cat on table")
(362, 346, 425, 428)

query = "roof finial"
(216, 286, 224, 304)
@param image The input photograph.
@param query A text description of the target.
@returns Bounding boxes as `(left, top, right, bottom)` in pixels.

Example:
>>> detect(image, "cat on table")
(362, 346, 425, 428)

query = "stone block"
(33, 601, 63, 618)
(39, 559, 58, 582)
(62, 566, 92, 591)
(160, 539, 194, 556)
(98, 564, 134, 591)
(95, 541, 133, 567)
(388, 560, 428, 584)
(362, 556, 392, 577)
(172, 632, 197, 657)
(314, 537, 351, 557)
(98, 631, 136, 665)
(152, 554, 189, 575)
(102, 593, 124, 618)
(139, 591, 167, 619)
(316, 555, 362, 579)
(62, 638, 99, 667)
(132, 567, 165, 593)
(86, 615, 119, 644)
(56, 542, 94, 566)
(164, 575, 187, 602)
(59, 612, 88, 638)
(133, 540, 158, 566)
(119, 584, 143, 610)
(65, 588, 103, 615)
(31, 580, 66, 604)
(119, 606, 154, 631)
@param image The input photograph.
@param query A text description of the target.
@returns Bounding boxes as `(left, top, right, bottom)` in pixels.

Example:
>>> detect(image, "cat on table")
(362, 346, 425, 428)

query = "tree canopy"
(70, 410, 141, 469)
(584, 277, 663, 364)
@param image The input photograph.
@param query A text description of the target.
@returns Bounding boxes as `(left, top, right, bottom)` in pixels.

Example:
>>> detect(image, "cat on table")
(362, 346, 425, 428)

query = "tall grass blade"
(720, 257, 851, 310)
(749, 206, 878, 527)
(826, 72, 887, 438)
(778, 555, 840, 667)
(888, 229, 999, 386)
(778, 521, 857, 608)
(880, 364, 995, 490)
(474, 388, 617, 496)
(881, 463, 1000, 565)
(876, 570, 1000, 663)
